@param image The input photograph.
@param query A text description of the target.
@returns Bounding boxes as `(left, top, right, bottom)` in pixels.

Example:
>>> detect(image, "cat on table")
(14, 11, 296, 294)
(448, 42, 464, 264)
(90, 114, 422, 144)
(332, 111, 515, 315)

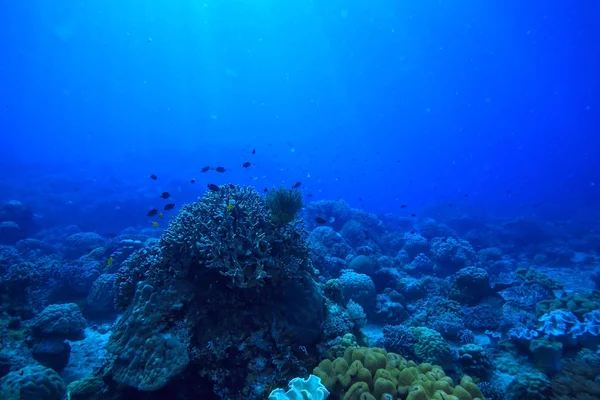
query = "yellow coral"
(460, 376, 485, 399)
(373, 377, 396, 399)
(313, 345, 486, 400)
(343, 381, 371, 400)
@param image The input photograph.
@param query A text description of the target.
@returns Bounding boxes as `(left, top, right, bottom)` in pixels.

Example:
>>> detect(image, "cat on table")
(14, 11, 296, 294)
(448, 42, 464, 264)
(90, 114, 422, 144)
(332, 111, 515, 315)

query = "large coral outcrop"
(105, 185, 324, 399)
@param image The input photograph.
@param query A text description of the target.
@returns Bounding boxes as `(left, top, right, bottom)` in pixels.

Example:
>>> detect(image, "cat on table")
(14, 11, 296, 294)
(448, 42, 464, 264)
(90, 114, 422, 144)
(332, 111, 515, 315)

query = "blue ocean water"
(1, 1, 599, 399)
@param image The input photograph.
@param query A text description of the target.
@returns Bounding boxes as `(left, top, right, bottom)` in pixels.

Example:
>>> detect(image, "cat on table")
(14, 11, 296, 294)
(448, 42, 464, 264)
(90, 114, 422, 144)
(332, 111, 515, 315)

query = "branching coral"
(160, 185, 309, 289)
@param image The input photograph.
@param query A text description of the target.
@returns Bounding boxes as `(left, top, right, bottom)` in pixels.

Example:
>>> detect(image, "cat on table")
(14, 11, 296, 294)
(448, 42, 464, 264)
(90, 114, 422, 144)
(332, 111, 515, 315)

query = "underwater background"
(1, 0, 599, 399)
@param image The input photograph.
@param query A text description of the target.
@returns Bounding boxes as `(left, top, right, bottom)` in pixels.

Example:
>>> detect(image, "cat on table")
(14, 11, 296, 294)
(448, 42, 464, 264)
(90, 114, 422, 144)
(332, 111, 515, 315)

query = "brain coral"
(313, 346, 484, 400)
(410, 327, 454, 369)
(337, 270, 377, 309)
(0, 365, 66, 400)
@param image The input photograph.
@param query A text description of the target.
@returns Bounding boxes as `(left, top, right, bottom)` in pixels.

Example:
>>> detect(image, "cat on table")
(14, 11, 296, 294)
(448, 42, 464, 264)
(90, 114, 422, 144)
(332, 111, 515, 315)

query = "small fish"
(242, 162, 251, 168)
(158, 212, 163, 218)
(150, 174, 158, 180)
(409, 231, 416, 234)
(315, 216, 326, 224)
(190, 178, 196, 184)
(464, 194, 469, 197)
(107, 257, 113, 268)
(147, 209, 158, 216)
(307, 193, 313, 198)
(263, 188, 269, 192)
(215, 166, 226, 173)
(252, 148, 256, 154)
(164, 203, 175, 211)
(401, 205, 407, 208)
(160, 192, 171, 199)
(226, 204, 235, 211)
(207, 183, 220, 192)
(292, 181, 302, 189)
(411, 213, 416, 217)
(152, 221, 159, 227)
(201, 166, 211, 173)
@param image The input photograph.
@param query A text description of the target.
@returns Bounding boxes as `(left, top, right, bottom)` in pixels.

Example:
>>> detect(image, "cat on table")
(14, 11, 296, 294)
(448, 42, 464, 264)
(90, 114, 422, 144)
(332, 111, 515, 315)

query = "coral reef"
(4, 171, 600, 400)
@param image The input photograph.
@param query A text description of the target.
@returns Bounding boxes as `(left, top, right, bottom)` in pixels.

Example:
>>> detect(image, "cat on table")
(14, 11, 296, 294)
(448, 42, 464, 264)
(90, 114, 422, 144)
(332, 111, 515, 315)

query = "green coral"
(529, 338, 562, 375)
(516, 268, 563, 291)
(325, 333, 359, 360)
(551, 349, 600, 400)
(536, 291, 600, 318)
(266, 186, 303, 226)
(66, 374, 103, 399)
(410, 327, 454, 369)
(312, 345, 485, 400)
(509, 370, 551, 400)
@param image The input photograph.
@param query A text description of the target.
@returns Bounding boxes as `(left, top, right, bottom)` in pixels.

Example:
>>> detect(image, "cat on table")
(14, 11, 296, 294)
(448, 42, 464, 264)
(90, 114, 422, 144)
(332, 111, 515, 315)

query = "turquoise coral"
(269, 375, 330, 400)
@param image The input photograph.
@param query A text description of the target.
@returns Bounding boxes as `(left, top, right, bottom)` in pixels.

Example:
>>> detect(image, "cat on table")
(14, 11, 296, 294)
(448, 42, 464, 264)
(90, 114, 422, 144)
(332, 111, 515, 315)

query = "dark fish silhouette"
(263, 188, 269, 192)
(190, 178, 196, 184)
(252, 148, 256, 154)
(215, 166, 226, 173)
(411, 213, 416, 217)
(201, 166, 211, 173)
(150, 174, 158, 180)
(307, 193, 313, 198)
(207, 184, 220, 192)
(292, 181, 302, 189)
(315, 217, 326, 224)
(401, 205, 407, 208)
(160, 192, 171, 199)
(164, 203, 175, 211)
(242, 162, 251, 168)
(147, 209, 158, 216)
